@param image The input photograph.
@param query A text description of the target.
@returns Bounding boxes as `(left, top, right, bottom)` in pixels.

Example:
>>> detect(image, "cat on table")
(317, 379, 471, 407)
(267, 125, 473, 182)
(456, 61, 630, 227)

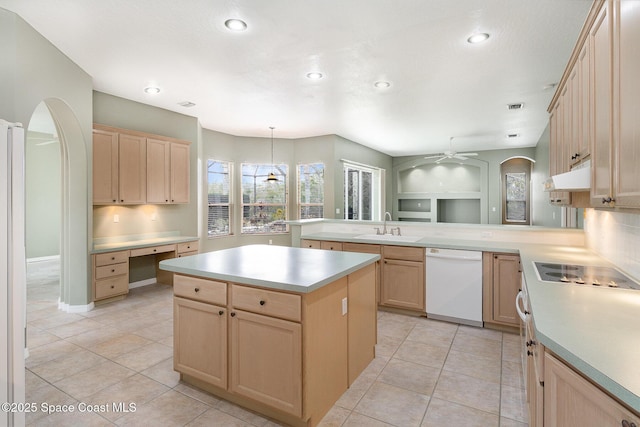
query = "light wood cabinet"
(300, 239, 321, 249)
(177, 241, 199, 258)
(320, 241, 342, 251)
(482, 252, 521, 328)
(544, 351, 640, 427)
(549, 98, 571, 206)
(146, 138, 190, 204)
(342, 242, 381, 305)
(174, 296, 227, 388)
(92, 129, 146, 205)
(93, 124, 190, 205)
(380, 245, 425, 312)
(173, 263, 376, 427)
(92, 250, 130, 301)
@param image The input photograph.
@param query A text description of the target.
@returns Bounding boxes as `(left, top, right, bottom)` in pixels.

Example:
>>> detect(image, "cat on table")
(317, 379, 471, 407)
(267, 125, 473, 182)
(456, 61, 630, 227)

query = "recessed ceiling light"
(144, 86, 161, 94)
(467, 33, 490, 44)
(374, 81, 391, 88)
(178, 101, 196, 108)
(306, 72, 323, 80)
(224, 19, 247, 31)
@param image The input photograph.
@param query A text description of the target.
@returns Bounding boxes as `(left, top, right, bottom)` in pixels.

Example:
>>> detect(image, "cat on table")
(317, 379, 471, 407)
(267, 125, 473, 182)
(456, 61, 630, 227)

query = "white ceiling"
(2, 0, 592, 156)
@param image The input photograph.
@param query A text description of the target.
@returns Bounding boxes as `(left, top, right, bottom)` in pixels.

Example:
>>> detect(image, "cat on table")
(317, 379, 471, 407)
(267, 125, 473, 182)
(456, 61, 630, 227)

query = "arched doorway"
(26, 99, 90, 312)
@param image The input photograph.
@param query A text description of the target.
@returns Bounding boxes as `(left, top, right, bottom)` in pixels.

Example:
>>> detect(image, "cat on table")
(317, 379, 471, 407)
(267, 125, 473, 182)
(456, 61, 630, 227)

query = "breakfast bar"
(159, 244, 380, 427)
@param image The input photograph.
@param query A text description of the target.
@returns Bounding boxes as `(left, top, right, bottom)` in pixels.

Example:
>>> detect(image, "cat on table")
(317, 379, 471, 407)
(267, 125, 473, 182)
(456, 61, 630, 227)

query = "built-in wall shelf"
(393, 159, 488, 224)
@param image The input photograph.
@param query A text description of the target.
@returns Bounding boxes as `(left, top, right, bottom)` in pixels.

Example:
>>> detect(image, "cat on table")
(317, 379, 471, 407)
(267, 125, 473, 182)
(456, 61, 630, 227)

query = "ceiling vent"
(507, 103, 524, 110)
(178, 101, 196, 108)
(507, 133, 520, 138)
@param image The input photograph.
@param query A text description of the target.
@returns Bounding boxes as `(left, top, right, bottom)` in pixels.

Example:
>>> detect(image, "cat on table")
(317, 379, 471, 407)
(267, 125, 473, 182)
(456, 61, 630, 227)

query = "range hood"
(543, 159, 591, 192)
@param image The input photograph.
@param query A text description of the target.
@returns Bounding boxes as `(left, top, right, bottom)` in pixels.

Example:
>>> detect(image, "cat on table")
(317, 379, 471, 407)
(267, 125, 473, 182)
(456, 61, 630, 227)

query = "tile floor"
(25, 258, 528, 426)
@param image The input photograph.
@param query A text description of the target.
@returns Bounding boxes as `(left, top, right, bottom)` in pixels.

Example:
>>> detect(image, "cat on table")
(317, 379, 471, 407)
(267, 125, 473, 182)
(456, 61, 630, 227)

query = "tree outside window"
(241, 163, 288, 234)
(207, 160, 231, 237)
(298, 163, 324, 219)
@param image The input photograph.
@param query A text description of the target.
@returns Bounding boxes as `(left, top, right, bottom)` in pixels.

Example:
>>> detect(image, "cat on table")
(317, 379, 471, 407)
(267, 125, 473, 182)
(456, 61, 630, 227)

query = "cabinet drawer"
(130, 244, 176, 257)
(95, 262, 128, 280)
(300, 239, 321, 249)
(177, 241, 199, 254)
(343, 242, 381, 254)
(320, 241, 342, 251)
(231, 285, 301, 322)
(177, 251, 198, 258)
(383, 245, 424, 262)
(174, 274, 227, 305)
(95, 275, 129, 300)
(95, 250, 129, 267)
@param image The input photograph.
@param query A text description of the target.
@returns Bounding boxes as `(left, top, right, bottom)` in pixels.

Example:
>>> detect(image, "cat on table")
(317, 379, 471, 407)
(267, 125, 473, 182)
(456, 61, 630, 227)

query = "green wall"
(532, 125, 563, 227)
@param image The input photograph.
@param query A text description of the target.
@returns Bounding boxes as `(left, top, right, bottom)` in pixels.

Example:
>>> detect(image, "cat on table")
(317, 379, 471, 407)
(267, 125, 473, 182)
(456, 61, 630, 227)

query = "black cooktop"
(534, 262, 640, 290)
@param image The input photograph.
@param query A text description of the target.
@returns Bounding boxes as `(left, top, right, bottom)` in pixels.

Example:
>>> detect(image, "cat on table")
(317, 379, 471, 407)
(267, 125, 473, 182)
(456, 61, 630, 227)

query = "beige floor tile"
(53, 360, 135, 400)
(450, 333, 502, 360)
(30, 349, 106, 383)
(405, 321, 457, 349)
(48, 317, 104, 339)
(499, 416, 529, 426)
(317, 405, 352, 427)
(377, 358, 440, 395)
(432, 370, 500, 415)
(502, 336, 523, 363)
(111, 315, 166, 333)
(215, 399, 275, 426)
(113, 342, 173, 372)
(25, 369, 50, 393)
(393, 340, 449, 369)
(377, 317, 417, 340)
(25, 340, 83, 369)
(335, 370, 376, 410)
(25, 382, 77, 425)
(421, 397, 499, 427)
(114, 390, 209, 426)
(456, 325, 503, 342)
(28, 407, 113, 426)
(132, 319, 173, 341)
(501, 359, 525, 390)
(28, 311, 86, 330)
(186, 407, 253, 426)
(158, 335, 174, 347)
(354, 381, 429, 427)
(343, 411, 394, 426)
(442, 349, 501, 384)
(65, 325, 124, 349)
(174, 382, 221, 406)
(27, 326, 61, 349)
(140, 357, 181, 387)
(88, 333, 152, 359)
(500, 384, 528, 423)
(84, 374, 170, 422)
(375, 334, 404, 357)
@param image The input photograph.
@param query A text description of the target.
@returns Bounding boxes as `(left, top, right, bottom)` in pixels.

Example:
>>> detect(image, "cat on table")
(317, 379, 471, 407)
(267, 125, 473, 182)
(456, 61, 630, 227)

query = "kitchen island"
(159, 244, 379, 427)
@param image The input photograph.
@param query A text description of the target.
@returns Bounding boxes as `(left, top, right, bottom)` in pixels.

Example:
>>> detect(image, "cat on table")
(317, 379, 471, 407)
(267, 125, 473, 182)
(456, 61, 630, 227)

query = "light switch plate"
(113, 214, 119, 223)
(342, 297, 348, 315)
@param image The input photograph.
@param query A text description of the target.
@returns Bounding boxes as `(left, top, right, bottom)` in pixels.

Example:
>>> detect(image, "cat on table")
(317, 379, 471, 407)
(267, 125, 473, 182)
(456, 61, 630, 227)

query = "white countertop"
(302, 231, 640, 413)
(92, 235, 198, 254)
(158, 244, 380, 294)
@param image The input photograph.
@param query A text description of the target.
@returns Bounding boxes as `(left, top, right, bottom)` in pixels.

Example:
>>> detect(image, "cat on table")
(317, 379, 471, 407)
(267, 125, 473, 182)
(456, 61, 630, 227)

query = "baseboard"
(58, 300, 94, 313)
(129, 278, 157, 289)
(26, 254, 60, 263)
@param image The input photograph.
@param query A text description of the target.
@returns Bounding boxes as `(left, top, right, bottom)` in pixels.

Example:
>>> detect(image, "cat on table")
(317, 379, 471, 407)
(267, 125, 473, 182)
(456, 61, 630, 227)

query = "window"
(298, 163, 324, 219)
(241, 163, 288, 234)
(344, 162, 382, 221)
(207, 160, 232, 237)
(501, 158, 532, 225)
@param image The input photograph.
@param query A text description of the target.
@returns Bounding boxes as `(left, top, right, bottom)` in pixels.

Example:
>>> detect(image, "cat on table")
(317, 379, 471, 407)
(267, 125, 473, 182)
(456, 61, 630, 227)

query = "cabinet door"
(578, 38, 591, 161)
(146, 138, 170, 203)
(118, 133, 147, 204)
(544, 352, 639, 427)
(568, 65, 581, 167)
(615, 0, 640, 207)
(229, 310, 302, 416)
(92, 129, 119, 204)
(174, 297, 227, 388)
(550, 99, 571, 205)
(320, 241, 342, 251)
(170, 142, 190, 203)
(381, 258, 424, 311)
(590, 2, 613, 206)
(492, 254, 521, 326)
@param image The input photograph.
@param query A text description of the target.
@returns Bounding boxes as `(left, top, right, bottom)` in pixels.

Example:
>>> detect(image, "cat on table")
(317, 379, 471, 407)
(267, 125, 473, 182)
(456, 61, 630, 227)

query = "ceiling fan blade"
(452, 155, 469, 161)
(458, 152, 478, 157)
(434, 156, 448, 163)
(34, 139, 58, 146)
(423, 153, 445, 160)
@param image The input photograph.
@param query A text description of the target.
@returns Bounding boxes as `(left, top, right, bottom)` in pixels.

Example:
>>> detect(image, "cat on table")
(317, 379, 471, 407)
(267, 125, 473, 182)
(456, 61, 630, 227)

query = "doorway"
(501, 157, 534, 225)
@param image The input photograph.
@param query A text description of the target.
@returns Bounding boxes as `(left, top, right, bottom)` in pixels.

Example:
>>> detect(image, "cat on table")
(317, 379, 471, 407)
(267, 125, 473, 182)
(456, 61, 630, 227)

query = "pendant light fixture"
(266, 126, 279, 182)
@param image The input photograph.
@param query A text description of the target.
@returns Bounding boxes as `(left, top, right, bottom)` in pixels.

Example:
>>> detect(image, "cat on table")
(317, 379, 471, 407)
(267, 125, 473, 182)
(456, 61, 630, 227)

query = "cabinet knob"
(120, 199, 124, 202)
(194, 287, 200, 293)
(113, 199, 116, 203)
(111, 269, 115, 273)
(527, 350, 533, 356)
(110, 285, 115, 289)
(153, 249, 157, 252)
(259, 300, 266, 306)
(111, 257, 115, 260)
(621, 420, 637, 427)
(230, 312, 236, 317)
(218, 310, 224, 316)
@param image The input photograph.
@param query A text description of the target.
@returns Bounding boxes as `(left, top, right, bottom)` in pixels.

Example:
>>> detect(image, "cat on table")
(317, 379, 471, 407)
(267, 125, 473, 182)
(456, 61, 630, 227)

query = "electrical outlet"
(151, 212, 157, 221)
(113, 214, 119, 223)
(342, 297, 348, 315)
(336, 208, 340, 214)
(269, 239, 273, 245)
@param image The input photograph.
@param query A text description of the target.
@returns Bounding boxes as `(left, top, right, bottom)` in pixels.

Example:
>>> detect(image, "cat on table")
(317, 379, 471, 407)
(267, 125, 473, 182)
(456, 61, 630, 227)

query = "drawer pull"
(218, 310, 224, 316)
(153, 249, 157, 252)
(111, 256, 115, 261)
(194, 287, 200, 293)
(527, 350, 533, 357)
(111, 269, 115, 273)
(230, 312, 236, 317)
(110, 285, 115, 289)
(259, 300, 266, 306)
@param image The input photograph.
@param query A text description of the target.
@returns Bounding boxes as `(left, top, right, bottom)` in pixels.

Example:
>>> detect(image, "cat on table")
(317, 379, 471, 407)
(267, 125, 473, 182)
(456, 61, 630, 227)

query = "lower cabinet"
(482, 252, 521, 328)
(380, 245, 425, 312)
(544, 352, 640, 427)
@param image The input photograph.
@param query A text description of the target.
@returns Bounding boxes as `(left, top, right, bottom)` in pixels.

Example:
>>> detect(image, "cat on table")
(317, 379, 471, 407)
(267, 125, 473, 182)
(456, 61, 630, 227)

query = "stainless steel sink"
(353, 234, 423, 243)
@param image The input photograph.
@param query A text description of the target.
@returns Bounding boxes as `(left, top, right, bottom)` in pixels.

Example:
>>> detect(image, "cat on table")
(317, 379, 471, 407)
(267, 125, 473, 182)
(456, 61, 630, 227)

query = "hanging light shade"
(266, 126, 279, 182)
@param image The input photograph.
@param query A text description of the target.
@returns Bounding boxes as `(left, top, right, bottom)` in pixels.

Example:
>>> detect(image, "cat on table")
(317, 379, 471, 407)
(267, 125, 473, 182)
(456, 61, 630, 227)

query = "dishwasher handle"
(515, 291, 529, 322)
(425, 251, 481, 261)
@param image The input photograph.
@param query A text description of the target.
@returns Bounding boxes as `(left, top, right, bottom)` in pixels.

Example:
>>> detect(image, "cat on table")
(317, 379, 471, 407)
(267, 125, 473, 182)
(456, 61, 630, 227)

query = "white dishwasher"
(425, 247, 483, 327)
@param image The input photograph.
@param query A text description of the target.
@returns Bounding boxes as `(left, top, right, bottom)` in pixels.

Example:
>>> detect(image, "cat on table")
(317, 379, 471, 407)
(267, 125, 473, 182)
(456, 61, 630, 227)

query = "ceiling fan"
(423, 137, 479, 162)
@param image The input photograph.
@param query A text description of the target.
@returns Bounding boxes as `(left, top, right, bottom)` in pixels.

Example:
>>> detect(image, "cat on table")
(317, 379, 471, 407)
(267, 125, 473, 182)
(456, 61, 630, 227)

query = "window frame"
(501, 158, 532, 225)
(297, 162, 325, 220)
(240, 162, 289, 234)
(343, 161, 382, 221)
(206, 159, 233, 238)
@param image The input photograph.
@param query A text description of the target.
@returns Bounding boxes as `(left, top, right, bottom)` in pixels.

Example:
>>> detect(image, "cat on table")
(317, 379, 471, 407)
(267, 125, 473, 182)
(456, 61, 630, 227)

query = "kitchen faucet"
(381, 211, 392, 235)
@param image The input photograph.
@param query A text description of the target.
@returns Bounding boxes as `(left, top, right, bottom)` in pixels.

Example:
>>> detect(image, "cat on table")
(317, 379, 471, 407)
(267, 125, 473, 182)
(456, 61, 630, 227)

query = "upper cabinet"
(147, 138, 190, 204)
(549, 0, 640, 209)
(93, 124, 191, 205)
